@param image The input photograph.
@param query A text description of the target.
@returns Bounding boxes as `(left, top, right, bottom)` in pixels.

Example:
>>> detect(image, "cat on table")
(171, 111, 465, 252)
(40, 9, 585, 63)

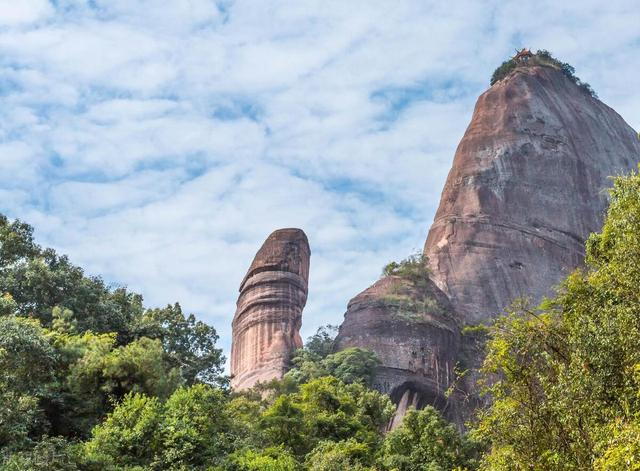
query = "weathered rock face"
(335, 63, 639, 427)
(334, 275, 463, 426)
(424, 65, 640, 324)
(230, 228, 310, 391)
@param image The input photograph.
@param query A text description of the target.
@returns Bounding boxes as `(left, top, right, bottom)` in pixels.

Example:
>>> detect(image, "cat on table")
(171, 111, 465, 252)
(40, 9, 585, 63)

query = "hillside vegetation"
(2, 167, 640, 470)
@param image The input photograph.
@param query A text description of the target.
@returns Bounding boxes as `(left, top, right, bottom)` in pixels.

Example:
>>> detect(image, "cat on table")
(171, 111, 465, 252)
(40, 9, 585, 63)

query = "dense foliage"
(475, 169, 640, 470)
(490, 49, 596, 97)
(3, 167, 639, 470)
(0, 218, 478, 470)
(0, 215, 225, 465)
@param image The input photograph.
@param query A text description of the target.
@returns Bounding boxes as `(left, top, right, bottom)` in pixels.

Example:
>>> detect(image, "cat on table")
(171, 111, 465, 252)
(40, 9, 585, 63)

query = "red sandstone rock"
(334, 274, 464, 426)
(230, 228, 310, 391)
(424, 65, 640, 324)
(336, 63, 639, 427)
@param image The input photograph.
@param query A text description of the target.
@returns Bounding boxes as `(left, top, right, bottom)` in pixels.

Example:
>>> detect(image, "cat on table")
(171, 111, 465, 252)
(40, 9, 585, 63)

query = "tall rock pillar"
(230, 228, 310, 391)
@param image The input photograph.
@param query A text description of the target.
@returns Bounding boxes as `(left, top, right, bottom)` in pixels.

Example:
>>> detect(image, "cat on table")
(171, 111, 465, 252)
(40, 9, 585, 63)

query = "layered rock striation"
(424, 65, 640, 324)
(230, 228, 310, 391)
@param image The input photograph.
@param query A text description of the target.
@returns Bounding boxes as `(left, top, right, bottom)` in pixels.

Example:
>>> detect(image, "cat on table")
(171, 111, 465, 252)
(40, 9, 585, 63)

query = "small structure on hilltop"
(513, 47, 533, 63)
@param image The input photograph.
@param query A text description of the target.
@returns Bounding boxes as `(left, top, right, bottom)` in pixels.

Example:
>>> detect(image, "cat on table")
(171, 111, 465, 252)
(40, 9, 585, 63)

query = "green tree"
(260, 394, 307, 456)
(286, 347, 380, 386)
(305, 439, 375, 470)
(66, 336, 181, 422)
(322, 348, 380, 385)
(135, 303, 225, 386)
(382, 252, 430, 286)
(0, 214, 226, 445)
(159, 385, 234, 468)
(83, 385, 237, 470)
(0, 437, 81, 471)
(260, 377, 394, 458)
(381, 407, 479, 471)
(0, 230, 143, 337)
(304, 325, 338, 358)
(475, 169, 640, 469)
(0, 215, 225, 387)
(0, 293, 17, 317)
(490, 59, 517, 85)
(0, 316, 58, 450)
(83, 392, 162, 469)
(221, 446, 297, 471)
(594, 419, 640, 470)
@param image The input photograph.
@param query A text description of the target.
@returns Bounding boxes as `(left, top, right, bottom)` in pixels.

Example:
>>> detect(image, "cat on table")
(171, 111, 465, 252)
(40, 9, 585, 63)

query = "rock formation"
(334, 274, 463, 427)
(335, 62, 640, 425)
(230, 228, 310, 391)
(424, 65, 640, 324)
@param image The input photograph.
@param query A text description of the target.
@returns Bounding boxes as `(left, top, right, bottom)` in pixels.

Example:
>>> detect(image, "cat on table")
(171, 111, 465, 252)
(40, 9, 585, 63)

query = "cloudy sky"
(1, 0, 639, 363)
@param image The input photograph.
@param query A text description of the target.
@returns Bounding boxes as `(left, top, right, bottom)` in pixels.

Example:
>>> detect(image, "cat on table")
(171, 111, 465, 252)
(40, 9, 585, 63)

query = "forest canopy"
(1, 167, 640, 470)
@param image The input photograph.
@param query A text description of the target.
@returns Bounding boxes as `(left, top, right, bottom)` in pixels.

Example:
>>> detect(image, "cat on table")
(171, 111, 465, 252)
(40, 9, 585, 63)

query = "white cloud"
(0, 0, 52, 26)
(0, 0, 638, 361)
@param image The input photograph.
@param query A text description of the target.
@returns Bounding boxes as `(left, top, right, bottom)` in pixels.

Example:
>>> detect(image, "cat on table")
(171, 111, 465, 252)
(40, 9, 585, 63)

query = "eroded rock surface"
(424, 65, 640, 324)
(334, 275, 463, 427)
(230, 228, 310, 391)
(335, 64, 639, 427)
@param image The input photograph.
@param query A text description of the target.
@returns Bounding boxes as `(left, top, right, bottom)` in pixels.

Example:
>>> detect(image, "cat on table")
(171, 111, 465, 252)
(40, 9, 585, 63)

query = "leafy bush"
(260, 377, 395, 457)
(0, 437, 82, 471)
(287, 347, 380, 386)
(475, 169, 640, 469)
(594, 420, 640, 471)
(0, 316, 58, 448)
(305, 439, 376, 470)
(381, 407, 481, 471)
(382, 252, 432, 294)
(304, 325, 339, 359)
(222, 446, 298, 471)
(489, 59, 517, 86)
(489, 49, 597, 97)
(83, 385, 236, 469)
(383, 252, 429, 279)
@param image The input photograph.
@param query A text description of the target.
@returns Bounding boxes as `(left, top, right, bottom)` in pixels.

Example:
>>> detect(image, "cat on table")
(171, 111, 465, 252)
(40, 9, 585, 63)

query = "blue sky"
(1, 0, 639, 365)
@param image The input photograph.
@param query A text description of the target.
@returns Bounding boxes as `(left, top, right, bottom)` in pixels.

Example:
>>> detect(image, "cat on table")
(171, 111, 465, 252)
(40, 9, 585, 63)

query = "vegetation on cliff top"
(382, 252, 451, 322)
(382, 252, 430, 282)
(490, 49, 597, 97)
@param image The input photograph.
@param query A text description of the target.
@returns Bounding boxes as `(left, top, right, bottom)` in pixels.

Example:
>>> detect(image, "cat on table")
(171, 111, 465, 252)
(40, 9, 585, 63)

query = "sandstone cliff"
(230, 228, 310, 390)
(424, 65, 640, 324)
(335, 62, 640, 425)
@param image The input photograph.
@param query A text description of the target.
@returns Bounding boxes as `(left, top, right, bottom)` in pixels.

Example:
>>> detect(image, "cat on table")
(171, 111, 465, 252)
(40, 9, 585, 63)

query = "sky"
(1, 0, 639, 365)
